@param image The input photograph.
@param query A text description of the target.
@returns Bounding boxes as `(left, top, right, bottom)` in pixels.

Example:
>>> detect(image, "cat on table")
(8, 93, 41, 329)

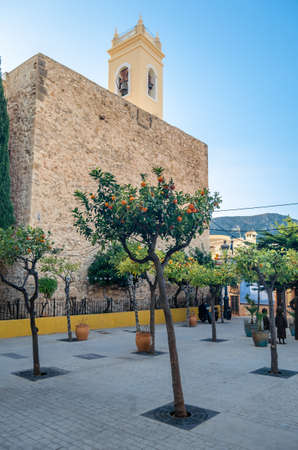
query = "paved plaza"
(0, 317, 298, 450)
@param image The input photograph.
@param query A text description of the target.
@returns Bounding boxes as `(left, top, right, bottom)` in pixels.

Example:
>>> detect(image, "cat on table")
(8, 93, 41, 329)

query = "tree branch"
(0, 272, 25, 293)
(120, 238, 152, 264)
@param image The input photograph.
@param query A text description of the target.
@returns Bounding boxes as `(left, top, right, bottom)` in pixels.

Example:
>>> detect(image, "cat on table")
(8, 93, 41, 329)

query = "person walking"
(275, 307, 288, 344)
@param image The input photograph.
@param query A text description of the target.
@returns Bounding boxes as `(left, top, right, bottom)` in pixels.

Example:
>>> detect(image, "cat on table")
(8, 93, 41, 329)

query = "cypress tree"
(0, 64, 15, 228)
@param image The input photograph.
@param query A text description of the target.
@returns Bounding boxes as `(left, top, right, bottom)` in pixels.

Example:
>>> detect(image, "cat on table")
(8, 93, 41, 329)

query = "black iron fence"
(0, 295, 186, 321)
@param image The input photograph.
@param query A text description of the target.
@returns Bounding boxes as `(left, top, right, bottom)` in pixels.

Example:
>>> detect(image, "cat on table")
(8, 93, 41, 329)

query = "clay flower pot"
(252, 330, 269, 347)
(136, 331, 152, 352)
(75, 323, 89, 341)
(189, 312, 197, 327)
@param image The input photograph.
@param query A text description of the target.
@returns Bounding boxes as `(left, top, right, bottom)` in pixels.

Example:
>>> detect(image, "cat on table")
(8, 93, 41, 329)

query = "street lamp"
(221, 240, 230, 319)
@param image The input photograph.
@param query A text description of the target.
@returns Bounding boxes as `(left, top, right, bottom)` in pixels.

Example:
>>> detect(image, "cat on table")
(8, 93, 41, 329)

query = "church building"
(2, 18, 208, 299)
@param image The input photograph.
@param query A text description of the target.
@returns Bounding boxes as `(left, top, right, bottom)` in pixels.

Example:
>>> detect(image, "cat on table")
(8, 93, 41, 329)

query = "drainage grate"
(1, 353, 27, 359)
(251, 367, 298, 379)
(73, 353, 106, 360)
(142, 402, 219, 430)
(13, 367, 70, 381)
(131, 351, 167, 356)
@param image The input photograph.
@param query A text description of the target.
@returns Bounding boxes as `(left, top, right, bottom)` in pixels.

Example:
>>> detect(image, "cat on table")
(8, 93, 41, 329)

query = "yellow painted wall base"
(0, 307, 198, 339)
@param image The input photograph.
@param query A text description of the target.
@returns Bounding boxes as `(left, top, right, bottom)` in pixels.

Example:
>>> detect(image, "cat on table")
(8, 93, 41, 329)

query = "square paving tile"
(1, 352, 28, 359)
(200, 338, 229, 343)
(131, 351, 167, 356)
(73, 353, 106, 360)
(251, 367, 298, 378)
(12, 367, 70, 381)
(142, 402, 220, 430)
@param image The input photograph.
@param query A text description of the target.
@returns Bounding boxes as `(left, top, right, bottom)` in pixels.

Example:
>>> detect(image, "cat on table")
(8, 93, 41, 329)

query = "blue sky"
(1, 0, 297, 219)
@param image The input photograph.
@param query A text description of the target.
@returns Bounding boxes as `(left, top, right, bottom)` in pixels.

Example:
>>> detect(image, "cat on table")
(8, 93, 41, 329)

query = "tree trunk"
(29, 302, 41, 376)
(184, 285, 191, 327)
(173, 285, 182, 308)
(220, 288, 224, 323)
(295, 288, 298, 340)
(281, 289, 287, 322)
(276, 288, 282, 307)
(154, 258, 187, 417)
(267, 288, 279, 374)
(65, 280, 72, 341)
(195, 287, 199, 305)
(257, 284, 261, 313)
(149, 286, 156, 353)
(128, 276, 140, 332)
(211, 295, 217, 342)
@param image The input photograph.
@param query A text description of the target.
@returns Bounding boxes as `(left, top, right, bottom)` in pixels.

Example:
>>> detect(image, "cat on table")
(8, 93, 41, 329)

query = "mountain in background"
(210, 213, 297, 238)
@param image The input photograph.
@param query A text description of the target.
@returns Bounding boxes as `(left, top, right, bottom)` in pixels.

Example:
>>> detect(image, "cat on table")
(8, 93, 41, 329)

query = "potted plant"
(252, 311, 269, 347)
(189, 311, 197, 327)
(75, 321, 89, 341)
(244, 294, 258, 337)
(136, 326, 152, 352)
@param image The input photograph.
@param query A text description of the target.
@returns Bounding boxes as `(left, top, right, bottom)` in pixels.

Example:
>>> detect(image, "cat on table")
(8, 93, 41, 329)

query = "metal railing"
(0, 295, 187, 321)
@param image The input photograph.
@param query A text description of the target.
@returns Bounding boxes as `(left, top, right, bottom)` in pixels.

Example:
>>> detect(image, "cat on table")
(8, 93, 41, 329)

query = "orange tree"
(41, 256, 80, 342)
(73, 166, 220, 417)
(189, 261, 238, 341)
(235, 246, 298, 374)
(117, 245, 163, 350)
(164, 251, 196, 325)
(0, 226, 56, 375)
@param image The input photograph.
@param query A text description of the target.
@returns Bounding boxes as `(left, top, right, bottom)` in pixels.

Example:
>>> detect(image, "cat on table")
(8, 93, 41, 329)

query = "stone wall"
(4, 56, 37, 225)
(3, 53, 209, 301)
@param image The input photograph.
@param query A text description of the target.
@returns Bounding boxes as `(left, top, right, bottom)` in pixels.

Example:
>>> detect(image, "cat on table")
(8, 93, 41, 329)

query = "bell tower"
(108, 17, 164, 119)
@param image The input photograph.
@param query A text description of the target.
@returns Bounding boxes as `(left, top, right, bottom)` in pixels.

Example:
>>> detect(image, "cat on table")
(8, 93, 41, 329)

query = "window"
(147, 68, 157, 100)
(116, 66, 129, 97)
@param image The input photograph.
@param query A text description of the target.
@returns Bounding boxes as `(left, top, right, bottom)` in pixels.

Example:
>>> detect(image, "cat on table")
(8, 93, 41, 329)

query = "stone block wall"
(2, 53, 209, 301)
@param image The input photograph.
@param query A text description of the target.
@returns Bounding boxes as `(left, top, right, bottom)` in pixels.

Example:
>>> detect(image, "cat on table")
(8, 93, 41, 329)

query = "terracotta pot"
(75, 323, 89, 341)
(136, 331, 151, 352)
(252, 330, 269, 347)
(189, 313, 197, 327)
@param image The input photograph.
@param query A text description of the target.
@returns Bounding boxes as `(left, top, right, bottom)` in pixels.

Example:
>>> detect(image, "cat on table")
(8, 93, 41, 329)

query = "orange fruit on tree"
(142, 207, 148, 212)
(91, 195, 95, 200)
(186, 209, 192, 214)
(177, 216, 183, 222)
(121, 200, 127, 206)
(126, 205, 130, 210)
(129, 196, 135, 202)
(200, 190, 205, 196)
(141, 181, 146, 187)
(112, 195, 116, 201)
(158, 176, 164, 183)
(108, 205, 113, 210)
(173, 199, 178, 204)
(105, 202, 109, 207)
(188, 203, 195, 210)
